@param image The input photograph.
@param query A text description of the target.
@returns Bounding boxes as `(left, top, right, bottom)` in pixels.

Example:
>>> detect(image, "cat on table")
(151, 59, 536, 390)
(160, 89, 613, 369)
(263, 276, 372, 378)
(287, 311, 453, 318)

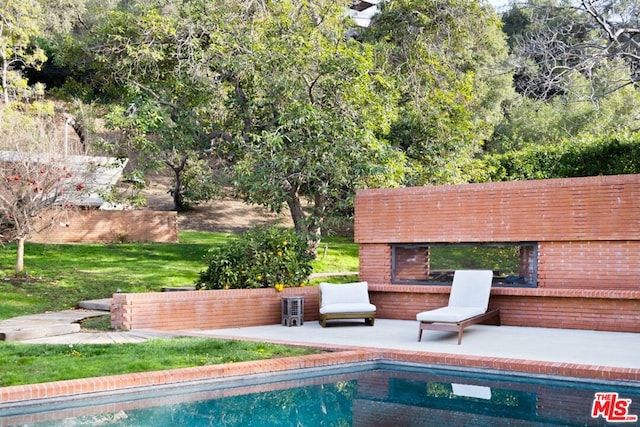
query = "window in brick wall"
(391, 243, 537, 287)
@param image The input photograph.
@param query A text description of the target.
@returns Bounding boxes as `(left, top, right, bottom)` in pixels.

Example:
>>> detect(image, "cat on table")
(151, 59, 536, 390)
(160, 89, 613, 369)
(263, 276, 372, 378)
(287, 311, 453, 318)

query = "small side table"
(281, 296, 304, 327)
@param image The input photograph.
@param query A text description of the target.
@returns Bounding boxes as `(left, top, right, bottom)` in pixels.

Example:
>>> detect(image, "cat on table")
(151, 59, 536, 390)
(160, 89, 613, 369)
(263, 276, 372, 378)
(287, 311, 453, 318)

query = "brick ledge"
(1, 348, 639, 405)
(368, 284, 640, 300)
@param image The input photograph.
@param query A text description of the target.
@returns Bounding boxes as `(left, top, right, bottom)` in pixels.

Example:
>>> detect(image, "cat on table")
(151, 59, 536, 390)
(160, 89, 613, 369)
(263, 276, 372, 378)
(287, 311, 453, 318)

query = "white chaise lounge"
(416, 270, 500, 344)
(318, 281, 376, 327)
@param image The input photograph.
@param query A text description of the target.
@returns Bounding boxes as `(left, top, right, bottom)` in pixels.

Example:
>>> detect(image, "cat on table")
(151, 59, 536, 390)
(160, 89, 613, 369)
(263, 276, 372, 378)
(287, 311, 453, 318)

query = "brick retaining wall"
(29, 210, 178, 243)
(111, 287, 320, 331)
(111, 284, 640, 333)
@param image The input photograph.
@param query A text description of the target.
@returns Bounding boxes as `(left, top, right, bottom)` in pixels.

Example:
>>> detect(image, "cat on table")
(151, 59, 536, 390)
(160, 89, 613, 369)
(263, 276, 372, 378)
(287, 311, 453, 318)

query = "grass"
(0, 231, 358, 320)
(0, 230, 357, 386)
(0, 337, 318, 386)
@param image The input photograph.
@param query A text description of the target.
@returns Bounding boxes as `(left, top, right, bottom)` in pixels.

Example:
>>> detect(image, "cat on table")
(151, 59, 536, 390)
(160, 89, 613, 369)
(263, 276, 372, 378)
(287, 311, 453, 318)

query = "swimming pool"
(2, 362, 639, 426)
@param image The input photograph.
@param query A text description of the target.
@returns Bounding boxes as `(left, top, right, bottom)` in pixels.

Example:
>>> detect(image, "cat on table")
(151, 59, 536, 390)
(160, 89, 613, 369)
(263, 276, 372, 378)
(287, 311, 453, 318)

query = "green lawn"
(0, 230, 355, 386)
(0, 231, 358, 320)
(0, 337, 318, 386)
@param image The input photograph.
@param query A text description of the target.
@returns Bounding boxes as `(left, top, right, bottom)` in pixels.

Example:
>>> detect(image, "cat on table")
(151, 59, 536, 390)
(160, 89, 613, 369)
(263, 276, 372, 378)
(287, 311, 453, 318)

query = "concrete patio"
(182, 319, 640, 370)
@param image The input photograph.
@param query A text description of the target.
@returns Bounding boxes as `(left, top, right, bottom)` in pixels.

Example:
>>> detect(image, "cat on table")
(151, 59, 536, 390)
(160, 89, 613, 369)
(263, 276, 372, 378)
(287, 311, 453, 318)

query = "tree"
(59, 5, 223, 211)
(504, 0, 640, 102)
(58, 0, 406, 240)
(0, 111, 94, 274)
(361, 0, 514, 184)
(0, 0, 47, 104)
(211, 0, 405, 243)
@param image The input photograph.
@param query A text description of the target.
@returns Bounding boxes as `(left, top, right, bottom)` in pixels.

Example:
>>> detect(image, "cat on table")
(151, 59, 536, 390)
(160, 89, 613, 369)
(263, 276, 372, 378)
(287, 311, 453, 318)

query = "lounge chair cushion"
(318, 282, 376, 327)
(320, 302, 377, 314)
(319, 281, 373, 307)
(447, 270, 493, 310)
(416, 306, 487, 323)
(416, 270, 499, 344)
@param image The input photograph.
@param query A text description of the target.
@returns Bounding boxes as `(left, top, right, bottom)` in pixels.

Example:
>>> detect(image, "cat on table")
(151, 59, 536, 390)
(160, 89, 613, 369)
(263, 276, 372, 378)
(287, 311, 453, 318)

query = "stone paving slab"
(0, 309, 108, 342)
(19, 330, 177, 344)
(77, 298, 111, 311)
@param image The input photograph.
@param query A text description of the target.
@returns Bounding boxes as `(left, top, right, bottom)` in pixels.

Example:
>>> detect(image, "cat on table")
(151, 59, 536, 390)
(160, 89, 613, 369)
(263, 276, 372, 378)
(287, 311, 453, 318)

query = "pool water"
(3, 362, 639, 426)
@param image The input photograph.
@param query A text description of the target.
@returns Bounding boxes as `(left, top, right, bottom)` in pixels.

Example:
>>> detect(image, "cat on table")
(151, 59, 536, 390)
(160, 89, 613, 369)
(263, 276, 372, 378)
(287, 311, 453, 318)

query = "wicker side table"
(281, 296, 304, 327)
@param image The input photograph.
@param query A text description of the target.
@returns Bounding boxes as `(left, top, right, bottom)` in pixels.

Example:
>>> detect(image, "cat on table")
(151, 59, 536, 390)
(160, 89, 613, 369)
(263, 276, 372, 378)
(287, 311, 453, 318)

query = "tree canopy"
(2, 0, 639, 248)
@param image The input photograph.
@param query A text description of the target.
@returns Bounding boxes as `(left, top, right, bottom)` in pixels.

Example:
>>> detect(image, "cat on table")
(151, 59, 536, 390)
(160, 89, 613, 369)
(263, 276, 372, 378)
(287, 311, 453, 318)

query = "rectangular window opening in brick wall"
(391, 243, 538, 287)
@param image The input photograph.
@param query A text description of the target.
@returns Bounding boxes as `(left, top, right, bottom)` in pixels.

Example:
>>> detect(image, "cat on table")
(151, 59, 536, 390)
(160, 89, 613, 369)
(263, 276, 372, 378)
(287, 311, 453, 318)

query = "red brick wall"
(368, 285, 640, 332)
(111, 284, 640, 333)
(29, 210, 178, 243)
(538, 241, 640, 289)
(359, 244, 391, 284)
(355, 174, 640, 244)
(111, 286, 320, 331)
(354, 174, 640, 332)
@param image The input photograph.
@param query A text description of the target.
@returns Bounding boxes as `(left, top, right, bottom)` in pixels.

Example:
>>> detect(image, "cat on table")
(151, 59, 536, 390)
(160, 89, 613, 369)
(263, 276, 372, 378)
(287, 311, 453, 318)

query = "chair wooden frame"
(418, 308, 501, 345)
(318, 282, 376, 328)
(319, 311, 376, 328)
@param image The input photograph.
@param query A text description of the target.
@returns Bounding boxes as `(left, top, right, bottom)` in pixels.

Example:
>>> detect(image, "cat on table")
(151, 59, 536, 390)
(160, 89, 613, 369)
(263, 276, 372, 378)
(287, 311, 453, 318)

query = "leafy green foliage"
(0, 231, 357, 320)
(467, 133, 640, 182)
(489, 87, 640, 152)
(0, 338, 317, 386)
(196, 226, 314, 290)
(0, 0, 47, 104)
(212, 0, 406, 238)
(362, 0, 513, 185)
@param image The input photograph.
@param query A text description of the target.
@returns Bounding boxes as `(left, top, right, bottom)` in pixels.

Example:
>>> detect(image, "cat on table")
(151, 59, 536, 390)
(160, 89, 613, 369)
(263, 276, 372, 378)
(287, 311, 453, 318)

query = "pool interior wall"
(2, 361, 639, 426)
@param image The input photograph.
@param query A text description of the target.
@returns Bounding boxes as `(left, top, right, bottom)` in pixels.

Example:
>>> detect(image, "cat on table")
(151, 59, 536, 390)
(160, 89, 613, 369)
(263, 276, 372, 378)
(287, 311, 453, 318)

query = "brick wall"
(355, 174, 640, 244)
(354, 174, 640, 332)
(368, 285, 640, 332)
(29, 210, 178, 243)
(538, 241, 639, 289)
(111, 286, 320, 331)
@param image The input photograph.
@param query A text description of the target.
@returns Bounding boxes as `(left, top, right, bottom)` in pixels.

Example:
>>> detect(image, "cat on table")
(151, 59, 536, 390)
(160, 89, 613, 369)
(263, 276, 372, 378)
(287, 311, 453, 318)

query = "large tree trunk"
(172, 169, 184, 211)
(15, 236, 26, 274)
(286, 185, 322, 256)
(286, 187, 307, 235)
(1, 53, 9, 104)
(166, 154, 188, 212)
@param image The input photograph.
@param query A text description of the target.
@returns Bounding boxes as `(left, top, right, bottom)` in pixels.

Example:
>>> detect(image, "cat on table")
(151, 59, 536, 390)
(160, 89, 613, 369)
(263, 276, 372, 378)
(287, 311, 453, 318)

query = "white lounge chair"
(318, 281, 376, 327)
(416, 270, 500, 344)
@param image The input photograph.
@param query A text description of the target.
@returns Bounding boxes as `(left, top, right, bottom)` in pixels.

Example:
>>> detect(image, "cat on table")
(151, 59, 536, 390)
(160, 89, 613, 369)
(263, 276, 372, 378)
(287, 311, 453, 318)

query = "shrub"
(466, 133, 640, 182)
(195, 226, 314, 290)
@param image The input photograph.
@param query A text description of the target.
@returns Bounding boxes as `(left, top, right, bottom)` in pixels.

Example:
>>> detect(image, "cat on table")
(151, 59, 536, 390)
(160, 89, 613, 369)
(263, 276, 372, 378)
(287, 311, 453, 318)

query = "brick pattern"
(112, 283, 640, 335)
(111, 287, 320, 331)
(0, 350, 373, 407)
(354, 174, 640, 243)
(358, 243, 391, 284)
(2, 346, 638, 413)
(29, 210, 178, 243)
(355, 174, 640, 331)
(368, 284, 640, 332)
(539, 241, 640, 289)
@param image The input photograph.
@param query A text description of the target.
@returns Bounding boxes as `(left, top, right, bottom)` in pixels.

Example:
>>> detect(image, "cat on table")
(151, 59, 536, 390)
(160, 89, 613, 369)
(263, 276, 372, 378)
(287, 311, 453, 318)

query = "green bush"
(466, 133, 640, 182)
(195, 226, 314, 290)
